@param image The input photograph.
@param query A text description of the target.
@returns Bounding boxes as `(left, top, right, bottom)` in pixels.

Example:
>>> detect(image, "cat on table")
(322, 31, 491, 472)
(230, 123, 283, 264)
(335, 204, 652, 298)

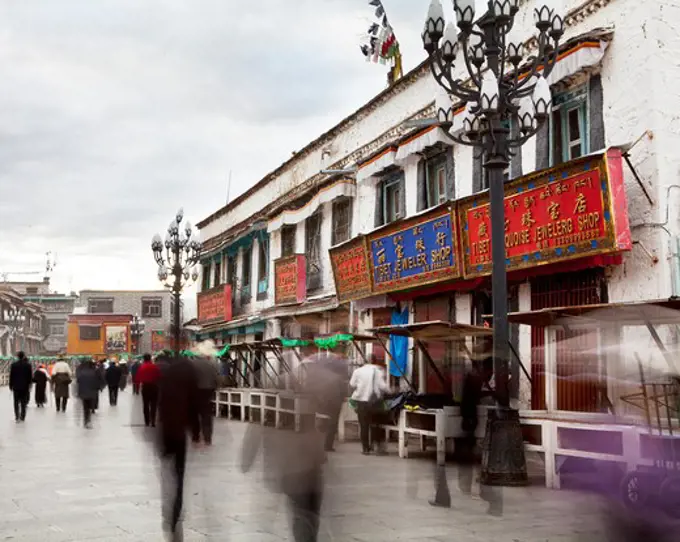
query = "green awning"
(280, 338, 311, 348)
(314, 333, 354, 350)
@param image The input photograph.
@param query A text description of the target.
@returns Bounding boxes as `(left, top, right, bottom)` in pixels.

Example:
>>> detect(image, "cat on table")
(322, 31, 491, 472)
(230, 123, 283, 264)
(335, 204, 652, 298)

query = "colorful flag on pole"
(359, 0, 401, 65)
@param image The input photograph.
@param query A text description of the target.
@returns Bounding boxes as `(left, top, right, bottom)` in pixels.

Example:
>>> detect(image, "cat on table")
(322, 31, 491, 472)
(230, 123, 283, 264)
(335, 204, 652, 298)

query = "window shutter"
(416, 160, 427, 212)
(445, 147, 455, 200)
(589, 74, 606, 152)
(374, 182, 384, 227)
(535, 120, 550, 171)
(472, 151, 484, 193)
(510, 120, 523, 179)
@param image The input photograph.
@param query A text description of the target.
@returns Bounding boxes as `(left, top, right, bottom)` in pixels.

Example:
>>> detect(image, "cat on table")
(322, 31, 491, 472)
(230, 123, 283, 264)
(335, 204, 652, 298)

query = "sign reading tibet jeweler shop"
(329, 236, 372, 303)
(197, 284, 232, 324)
(275, 254, 307, 304)
(368, 204, 462, 294)
(458, 148, 632, 278)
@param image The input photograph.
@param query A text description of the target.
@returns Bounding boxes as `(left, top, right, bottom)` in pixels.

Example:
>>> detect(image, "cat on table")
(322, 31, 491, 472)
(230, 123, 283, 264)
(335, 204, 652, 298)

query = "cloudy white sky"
(0, 0, 437, 313)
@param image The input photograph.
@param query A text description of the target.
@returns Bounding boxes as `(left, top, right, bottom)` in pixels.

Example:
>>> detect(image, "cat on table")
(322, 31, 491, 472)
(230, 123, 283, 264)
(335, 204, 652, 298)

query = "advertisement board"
(329, 236, 372, 303)
(274, 255, 307, 305)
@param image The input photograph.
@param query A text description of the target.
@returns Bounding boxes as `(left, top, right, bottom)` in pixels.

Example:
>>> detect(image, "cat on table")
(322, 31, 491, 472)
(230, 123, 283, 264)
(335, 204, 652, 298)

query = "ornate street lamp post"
(151, 208, 201, 355)
(423, 0, 563, 485)
(7, 307, 27, 353)
(130, 314, 146, 355)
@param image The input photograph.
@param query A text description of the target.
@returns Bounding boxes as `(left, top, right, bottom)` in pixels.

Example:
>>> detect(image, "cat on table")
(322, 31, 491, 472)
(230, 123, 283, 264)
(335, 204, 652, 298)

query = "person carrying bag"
(349, 355, 390, 455)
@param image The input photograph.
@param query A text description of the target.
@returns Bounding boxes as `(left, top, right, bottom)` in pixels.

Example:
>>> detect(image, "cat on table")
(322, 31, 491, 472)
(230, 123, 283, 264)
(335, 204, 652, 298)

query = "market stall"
(369, 321, 494, 465)
(506, 299, 680, 498)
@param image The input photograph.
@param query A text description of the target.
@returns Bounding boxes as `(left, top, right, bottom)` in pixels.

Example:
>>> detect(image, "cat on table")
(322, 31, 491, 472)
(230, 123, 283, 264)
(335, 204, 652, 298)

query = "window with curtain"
(426, 152, 448, 207)
(551, 85, 589, 165)
(227, 255, 238, 300)
(257, 237, 269, 299)
(201, 264, 211, 291)
(381, 174, 404, 224)
(213, 260, 222, 287)
(305, 212, 322, 291)
(242, 246, 252, 305)
(281, 225, 296, 257)
(331, 197, 352, 246)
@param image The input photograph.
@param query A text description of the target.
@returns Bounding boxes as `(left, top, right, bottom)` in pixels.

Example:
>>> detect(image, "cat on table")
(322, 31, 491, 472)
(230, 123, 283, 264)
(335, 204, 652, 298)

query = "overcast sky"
(0, 0, 446, 313)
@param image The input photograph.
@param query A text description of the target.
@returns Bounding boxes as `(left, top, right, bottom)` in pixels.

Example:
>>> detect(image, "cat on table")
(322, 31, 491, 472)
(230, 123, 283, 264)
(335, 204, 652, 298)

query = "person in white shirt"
(349, 355, 390, 455)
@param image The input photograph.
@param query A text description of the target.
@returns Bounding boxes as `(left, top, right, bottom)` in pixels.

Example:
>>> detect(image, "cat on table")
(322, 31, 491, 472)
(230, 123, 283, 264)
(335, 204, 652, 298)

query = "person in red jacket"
(135, 353, 162, 427)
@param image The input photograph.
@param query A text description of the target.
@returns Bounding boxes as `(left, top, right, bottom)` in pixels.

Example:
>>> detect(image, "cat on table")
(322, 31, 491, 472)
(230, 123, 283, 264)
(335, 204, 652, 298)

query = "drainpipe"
(670, 236, 680, 298)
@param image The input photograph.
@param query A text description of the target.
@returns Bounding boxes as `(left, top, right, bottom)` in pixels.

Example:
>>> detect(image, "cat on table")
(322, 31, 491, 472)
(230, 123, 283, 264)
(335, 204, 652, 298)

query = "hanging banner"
(275, 255, 307, 305)
(197, 284, 232, 324)
(368, 203, 461, 294)
(458, 148, 632, 278)
(329, 236, 372, 303)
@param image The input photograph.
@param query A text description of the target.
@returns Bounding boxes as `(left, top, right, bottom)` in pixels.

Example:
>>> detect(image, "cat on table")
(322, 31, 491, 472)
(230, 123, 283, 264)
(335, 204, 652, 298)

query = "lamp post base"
(480, 407, 529, 487)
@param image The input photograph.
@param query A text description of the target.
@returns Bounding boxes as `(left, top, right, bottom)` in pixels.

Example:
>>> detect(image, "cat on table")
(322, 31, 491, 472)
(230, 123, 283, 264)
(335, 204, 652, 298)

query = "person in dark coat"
(191, 356, 219, 445)
(156, 355, 198, 540)
(32, 365, 49, 407)
(77, 359, 100, 428)
(51, 360, 73, 412)
(93, 360, 106, 411)
(105, 361, 123, 406)
(9, 351, 33, 422)
(119, 361, 129, 391)
(130, 360, 141, 395)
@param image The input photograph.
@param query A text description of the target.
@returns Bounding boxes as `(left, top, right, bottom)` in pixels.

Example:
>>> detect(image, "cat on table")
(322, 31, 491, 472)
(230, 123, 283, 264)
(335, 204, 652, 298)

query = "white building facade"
(197, 0, 680, 410)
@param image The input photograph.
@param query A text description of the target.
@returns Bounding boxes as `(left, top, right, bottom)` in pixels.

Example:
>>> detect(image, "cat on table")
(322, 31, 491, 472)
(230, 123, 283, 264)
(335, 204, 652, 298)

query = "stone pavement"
(0, 387, 617, 541)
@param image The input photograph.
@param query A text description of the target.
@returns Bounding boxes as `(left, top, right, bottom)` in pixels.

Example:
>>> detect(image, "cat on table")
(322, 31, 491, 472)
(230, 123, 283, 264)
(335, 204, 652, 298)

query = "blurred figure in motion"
(191, 346, 219, 446)
(94, 359, 106, 412)
(320, 352, 349, 452)
(9, 351, 33, 423)
(137, 353, 161, 427)
(241, 355, 343, 542)
(130, 358, 141, 395)
(32, 364, 49, 408)
(119, 359, 129, 391)
(156, 355, 198, 540)
(105, 360, 123, 406)
(51, 358, 73, 413)
(349, 354, 390, 455)
(77, 359, 100, 429)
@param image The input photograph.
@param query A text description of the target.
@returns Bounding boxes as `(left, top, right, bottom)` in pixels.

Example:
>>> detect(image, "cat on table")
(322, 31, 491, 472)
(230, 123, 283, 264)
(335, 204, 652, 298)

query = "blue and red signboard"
(367, 204, 461, 294)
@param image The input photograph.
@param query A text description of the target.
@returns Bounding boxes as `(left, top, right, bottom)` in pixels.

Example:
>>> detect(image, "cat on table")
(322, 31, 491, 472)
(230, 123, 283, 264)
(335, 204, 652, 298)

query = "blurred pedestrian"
(9, 351, 33, 423)
(105, 360, 123, 406)
(136, 353, 161, 427)
(119, 360, 129, 391)
(76, 359, 100, 429)
(130, 359, 141, 395)
(192, 341, 220, 446)
(94, 360, 106, 411)
(318, 352, 348, 452)
(51, 358, 73, 413)
(33, 365, 49, 407)
(349, 355, 390, 455)
(156, 355, 198, 539)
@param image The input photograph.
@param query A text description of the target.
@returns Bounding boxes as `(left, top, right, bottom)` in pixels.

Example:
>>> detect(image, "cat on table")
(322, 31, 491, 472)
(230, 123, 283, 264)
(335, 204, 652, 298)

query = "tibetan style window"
(257, 237, 269, 300)
(551, 85, 589, 165)
(201, 263, 211, 291)
(241, 246, 252, 305)
(79, 325, 101, 341)
(281, 225, 296, 258)
(213, 259, 222, 287)
(426, 152, 448, 208)
(227, 254, 238, 299)
(142, 298, 162, 318)
(87, 298, 113, 314)
(331, 197, 352, 246)
(376, 171, 405, 226)
(306, 212, 322, 291)
(49, 323, 65, 336)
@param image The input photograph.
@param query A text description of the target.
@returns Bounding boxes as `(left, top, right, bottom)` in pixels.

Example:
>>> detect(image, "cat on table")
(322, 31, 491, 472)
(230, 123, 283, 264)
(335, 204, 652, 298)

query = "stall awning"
(370, 320, 492, 341)
(267, 180, 355, 233)
(395, 126, 454, 163)
(506, 299, 680, 328)
(357, 146, 397, 181)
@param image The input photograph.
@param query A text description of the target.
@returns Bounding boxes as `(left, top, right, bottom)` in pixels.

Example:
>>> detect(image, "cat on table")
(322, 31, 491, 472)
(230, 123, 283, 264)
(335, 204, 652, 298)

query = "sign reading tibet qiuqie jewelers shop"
(368, 203, 462, 294)
(329, 236, 372, 303)
(458, 148, 632, 278)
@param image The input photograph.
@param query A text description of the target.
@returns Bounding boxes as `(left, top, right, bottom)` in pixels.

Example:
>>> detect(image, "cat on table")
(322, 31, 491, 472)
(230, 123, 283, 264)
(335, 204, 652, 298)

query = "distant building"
(77, 290, 174, 354)
(3, 278, 77, 355)
(0, 286, 45, 356)
(66, 313, 132, 358)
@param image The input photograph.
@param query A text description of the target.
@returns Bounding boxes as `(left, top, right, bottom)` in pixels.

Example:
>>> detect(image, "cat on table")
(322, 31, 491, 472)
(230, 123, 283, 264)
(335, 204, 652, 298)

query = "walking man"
(136, 353, 161, 427)
(192, 354, 219, 445)
(105, 360, 123, 406)
(76, 359, 99, 428)
(9, 351, 33, 423)
(349, 355, 390, 455)
(51, 358, 73, 412)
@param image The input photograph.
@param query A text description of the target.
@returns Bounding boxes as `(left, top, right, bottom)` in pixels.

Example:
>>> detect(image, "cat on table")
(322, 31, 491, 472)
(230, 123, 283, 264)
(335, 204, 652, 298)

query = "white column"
(403, 156, 419, 218)
(295, 223, 305, 254)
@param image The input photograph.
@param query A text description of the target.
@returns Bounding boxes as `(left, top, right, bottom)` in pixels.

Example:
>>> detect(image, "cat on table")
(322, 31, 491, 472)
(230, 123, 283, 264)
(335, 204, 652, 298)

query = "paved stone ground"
(0, 387, 630, 541)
